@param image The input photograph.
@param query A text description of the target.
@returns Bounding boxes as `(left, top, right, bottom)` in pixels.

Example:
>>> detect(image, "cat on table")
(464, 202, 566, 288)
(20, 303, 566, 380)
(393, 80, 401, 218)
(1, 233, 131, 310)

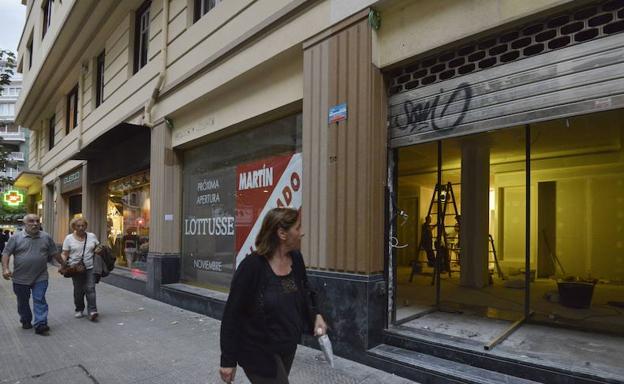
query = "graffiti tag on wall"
(390, 82, 473, 133)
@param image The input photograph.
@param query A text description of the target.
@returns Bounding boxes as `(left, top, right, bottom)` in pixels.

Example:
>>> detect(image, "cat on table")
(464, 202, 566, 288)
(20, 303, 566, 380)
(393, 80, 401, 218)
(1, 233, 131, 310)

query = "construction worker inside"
(393, 109, 624, 338)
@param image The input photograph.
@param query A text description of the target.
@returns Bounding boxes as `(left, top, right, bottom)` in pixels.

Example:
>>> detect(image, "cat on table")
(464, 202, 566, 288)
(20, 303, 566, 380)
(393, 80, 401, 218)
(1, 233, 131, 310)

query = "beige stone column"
(302, 12, 386, 273)
(460, 138, 490, 288)
(43, 183, 56, 240)
(147, 119, 182, 297)
(82, 163, 108, 242)
(53, 178, 68, 244)
(148, 119, 182, 254)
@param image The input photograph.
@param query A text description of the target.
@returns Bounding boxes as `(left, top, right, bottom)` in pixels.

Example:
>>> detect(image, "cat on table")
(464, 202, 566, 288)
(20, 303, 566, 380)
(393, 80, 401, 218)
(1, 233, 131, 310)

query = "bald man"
(2, 214, 60, 335)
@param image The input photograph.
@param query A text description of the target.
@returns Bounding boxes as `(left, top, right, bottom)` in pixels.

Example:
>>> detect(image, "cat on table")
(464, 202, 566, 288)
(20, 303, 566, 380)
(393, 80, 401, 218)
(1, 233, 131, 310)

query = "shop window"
(107, 169, 150, 274)
(48, 113, 55, 150)
(68, 194, 82, 220)
(95, 50, 105, 107)
(133, 0, 151, 74)
(194, 0, 221, 23)
(42, 0, 53, 38)
(181, 114, 302, 291)
(392, 109, 624, 336)
(65, 85, 78, 134)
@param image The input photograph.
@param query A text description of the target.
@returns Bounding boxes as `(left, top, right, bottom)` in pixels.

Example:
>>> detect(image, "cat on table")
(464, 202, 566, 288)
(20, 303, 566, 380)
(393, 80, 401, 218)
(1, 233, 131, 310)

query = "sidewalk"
(0, 266, 416, 384)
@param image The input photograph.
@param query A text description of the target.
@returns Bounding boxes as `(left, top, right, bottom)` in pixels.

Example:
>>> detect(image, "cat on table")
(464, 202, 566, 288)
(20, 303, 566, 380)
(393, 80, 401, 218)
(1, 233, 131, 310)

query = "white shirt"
(62, 232, 99, 269)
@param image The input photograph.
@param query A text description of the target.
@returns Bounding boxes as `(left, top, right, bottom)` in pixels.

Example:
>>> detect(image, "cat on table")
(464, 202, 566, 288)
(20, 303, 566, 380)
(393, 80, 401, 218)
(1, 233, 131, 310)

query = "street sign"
(328, 103, 347, 124)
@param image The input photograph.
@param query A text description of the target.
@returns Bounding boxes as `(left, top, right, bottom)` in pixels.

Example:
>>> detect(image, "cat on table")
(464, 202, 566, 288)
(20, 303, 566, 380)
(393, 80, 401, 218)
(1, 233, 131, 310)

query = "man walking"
(2, 214, 60, 335)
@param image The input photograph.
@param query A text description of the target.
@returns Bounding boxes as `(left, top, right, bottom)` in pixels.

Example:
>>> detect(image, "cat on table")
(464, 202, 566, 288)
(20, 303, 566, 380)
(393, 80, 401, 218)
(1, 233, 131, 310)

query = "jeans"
(13, 280, 49, 328)
(72, 269, 97, 313)
(243, 351, 296, 384)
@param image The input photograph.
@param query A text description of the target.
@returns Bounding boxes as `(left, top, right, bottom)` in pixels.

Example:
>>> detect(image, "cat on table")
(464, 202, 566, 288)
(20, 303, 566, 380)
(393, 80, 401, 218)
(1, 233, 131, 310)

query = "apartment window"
(42, 0, 53, 38)
(95, 51, 105, 107)
(0, 103, 15, 116)
(48, 114, 55, 150)
(66, 86, 78, 134)
(133, 1, 151, 74)
(27, 36, 33, 70)
(194, 0, 221, 22)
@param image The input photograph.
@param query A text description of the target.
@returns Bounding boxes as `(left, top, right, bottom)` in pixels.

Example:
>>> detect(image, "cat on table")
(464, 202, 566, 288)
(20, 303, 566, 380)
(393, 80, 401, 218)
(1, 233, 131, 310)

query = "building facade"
(0, 52, 31, 225)
(16, 0, 624, 382)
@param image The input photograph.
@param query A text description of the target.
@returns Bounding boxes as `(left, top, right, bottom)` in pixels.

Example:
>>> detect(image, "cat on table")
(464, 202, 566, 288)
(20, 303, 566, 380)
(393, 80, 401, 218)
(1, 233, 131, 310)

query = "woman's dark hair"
(255, 207, 300, 258)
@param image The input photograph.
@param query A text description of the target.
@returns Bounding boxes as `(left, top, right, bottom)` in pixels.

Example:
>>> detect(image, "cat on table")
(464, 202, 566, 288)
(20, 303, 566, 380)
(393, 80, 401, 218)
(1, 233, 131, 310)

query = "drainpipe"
(144, 0, 169, 127)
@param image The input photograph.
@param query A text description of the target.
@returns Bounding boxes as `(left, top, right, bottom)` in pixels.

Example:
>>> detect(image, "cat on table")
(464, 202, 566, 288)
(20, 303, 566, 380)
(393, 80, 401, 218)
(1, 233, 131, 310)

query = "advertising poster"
(181, 166, 236, 290)
(181, 152, 302, 289)
(235, 152, 302, 267)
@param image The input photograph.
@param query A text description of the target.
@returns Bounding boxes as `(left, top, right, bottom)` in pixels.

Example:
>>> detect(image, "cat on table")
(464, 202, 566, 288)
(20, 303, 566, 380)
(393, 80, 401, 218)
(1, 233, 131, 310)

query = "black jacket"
(220, 251, 318, 377)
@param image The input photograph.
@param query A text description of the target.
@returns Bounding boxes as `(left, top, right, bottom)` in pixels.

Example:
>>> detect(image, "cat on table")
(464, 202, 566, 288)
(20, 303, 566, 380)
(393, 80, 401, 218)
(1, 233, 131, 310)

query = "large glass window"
(181, 114, 302, 291)
(395, 127, 528, 338)
(393, 109, 624, 338)
(530, 110, 624, 335)
(107, 170, 150, 274)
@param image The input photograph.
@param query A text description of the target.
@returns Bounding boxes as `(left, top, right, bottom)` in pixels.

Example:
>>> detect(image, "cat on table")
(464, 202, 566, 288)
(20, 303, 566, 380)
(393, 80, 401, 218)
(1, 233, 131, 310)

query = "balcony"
(0, 129, 26, 143)
(8, 152, 24, 162)
(0, 168, 19, 179)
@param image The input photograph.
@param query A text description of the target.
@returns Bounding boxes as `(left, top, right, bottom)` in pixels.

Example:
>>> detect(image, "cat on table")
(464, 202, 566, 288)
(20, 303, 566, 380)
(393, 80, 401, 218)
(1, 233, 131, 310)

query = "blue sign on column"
(328, 103, 347, 124)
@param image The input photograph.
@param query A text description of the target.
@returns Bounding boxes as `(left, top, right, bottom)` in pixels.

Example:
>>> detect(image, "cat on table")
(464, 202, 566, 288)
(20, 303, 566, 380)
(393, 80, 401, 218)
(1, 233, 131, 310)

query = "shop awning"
(71, 122, 150, 160)
(14, 170, 43, 195)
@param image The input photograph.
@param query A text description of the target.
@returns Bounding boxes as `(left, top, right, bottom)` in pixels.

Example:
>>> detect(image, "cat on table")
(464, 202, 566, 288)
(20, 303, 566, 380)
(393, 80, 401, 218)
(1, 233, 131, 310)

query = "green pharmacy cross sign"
(4, 190, 24, 207)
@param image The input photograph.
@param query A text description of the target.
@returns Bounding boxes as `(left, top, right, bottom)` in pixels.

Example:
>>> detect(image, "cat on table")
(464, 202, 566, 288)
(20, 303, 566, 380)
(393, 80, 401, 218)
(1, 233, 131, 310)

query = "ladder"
(425, 182, 460, 276)
(488, 234, 505, 280)
(426, 182, 460, 247)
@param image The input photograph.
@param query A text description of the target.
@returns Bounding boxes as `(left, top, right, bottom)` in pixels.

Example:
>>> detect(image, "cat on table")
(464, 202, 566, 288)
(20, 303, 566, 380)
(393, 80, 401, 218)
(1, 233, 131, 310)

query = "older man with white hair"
(2, 214, 60, 335)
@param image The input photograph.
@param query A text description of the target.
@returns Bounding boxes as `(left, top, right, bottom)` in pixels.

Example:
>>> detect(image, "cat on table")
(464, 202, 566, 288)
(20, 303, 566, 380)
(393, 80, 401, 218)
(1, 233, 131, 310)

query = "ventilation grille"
(388, 0, 624, 96)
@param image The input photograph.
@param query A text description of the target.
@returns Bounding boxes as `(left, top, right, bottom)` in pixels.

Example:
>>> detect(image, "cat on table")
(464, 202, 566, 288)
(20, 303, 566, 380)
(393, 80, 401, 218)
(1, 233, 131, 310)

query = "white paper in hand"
(317, 334, 335, 368)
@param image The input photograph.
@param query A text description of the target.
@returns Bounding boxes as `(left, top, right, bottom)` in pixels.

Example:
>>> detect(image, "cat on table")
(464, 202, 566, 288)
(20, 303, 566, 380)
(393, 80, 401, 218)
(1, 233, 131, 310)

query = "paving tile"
(0, 266, 418, 384)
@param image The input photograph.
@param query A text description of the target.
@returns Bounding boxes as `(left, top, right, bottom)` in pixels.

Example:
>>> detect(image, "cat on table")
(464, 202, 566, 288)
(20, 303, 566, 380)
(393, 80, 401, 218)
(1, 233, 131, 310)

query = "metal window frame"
(133, 0, 151, 74)
(42, 0, 53, 38)
(65, 85, 78, 134)
(48, 113, 55, 150)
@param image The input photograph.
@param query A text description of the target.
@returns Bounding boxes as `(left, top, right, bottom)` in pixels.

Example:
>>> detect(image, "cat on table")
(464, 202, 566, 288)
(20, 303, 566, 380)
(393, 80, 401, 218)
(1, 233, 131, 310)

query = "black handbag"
(59, 236, 87, 278)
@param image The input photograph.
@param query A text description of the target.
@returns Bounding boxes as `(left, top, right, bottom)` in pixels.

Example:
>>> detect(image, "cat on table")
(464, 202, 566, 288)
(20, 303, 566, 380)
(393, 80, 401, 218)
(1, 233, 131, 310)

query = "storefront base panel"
(300, 271, 387, 362)
(374, 325, 624, 384)
(146, 253, 180, 299)
(158, 284, 227, 320)
(101, 270, 147, 297)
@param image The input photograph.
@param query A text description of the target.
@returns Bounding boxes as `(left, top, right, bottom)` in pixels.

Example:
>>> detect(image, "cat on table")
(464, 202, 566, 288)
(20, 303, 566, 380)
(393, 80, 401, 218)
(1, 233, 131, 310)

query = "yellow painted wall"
(373, 0, 572, 68)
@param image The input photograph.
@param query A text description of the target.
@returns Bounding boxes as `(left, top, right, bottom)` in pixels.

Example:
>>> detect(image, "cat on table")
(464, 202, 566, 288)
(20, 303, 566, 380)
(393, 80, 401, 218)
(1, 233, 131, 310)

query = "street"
(0, 266, 415, 384)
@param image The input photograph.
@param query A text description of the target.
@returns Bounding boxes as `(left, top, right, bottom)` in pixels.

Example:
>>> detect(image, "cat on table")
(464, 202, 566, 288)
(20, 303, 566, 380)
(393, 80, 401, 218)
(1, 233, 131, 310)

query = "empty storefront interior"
(392, 109, 624, 376)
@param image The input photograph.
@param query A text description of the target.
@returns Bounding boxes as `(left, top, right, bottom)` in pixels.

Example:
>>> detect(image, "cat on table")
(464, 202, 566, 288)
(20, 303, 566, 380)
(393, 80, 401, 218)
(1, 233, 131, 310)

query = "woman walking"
(61, 217, 100, 321)
(219, 208, 327, 384)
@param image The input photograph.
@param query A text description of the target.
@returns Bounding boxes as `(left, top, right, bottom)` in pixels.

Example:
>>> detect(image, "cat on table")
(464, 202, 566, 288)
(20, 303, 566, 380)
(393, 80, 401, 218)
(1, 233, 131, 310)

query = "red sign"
(235, 153, 302, 266)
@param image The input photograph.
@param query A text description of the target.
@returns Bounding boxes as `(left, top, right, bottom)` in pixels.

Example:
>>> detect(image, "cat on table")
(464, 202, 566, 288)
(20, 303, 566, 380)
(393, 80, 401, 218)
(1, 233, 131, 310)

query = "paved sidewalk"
(0, 266, 415, 384)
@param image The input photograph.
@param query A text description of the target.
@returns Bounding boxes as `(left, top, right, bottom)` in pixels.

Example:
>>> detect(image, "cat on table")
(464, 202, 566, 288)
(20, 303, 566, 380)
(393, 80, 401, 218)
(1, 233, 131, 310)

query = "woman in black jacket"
(219, 208, 327, 384)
